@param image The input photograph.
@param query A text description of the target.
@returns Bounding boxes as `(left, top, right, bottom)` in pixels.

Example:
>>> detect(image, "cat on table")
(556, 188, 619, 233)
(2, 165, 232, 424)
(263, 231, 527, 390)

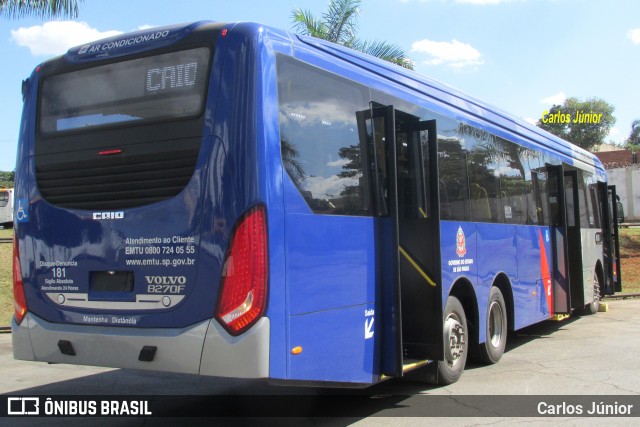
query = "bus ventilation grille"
(35, 149, 199, 210)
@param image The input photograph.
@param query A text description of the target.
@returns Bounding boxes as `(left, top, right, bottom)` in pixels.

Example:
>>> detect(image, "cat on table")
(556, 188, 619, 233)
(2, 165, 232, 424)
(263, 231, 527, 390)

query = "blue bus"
(12, 21, 622, 386)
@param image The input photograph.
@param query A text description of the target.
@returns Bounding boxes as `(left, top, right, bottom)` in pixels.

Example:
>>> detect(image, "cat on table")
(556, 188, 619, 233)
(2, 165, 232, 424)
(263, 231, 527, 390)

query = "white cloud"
(523, 117, 538, 125)
(303, 175, 359, 199)
(411, 38, 484, 69)
(540, 92, 566, 106)
(10, 21, 121, 56)
(326, 158, 349, 168)
(628, 28, 640, 45)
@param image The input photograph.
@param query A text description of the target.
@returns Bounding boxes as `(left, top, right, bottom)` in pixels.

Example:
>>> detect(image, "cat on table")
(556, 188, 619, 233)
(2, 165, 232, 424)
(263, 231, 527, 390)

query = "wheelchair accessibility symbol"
(16, 199, 29, 223)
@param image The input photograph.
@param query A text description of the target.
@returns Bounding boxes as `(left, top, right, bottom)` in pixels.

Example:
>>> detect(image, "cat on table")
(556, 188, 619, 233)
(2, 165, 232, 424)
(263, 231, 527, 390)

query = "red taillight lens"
(13, 237, 28, 325)
(215, 206, 268, 335)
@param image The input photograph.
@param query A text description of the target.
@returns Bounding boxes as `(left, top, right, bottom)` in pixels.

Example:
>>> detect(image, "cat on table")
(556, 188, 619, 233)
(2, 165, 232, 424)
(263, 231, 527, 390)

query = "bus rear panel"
(13, 21, 271, 379)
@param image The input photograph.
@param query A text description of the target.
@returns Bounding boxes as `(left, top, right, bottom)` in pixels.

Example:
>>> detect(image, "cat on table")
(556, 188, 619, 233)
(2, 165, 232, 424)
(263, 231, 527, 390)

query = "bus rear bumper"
(12, 313, 270, 378)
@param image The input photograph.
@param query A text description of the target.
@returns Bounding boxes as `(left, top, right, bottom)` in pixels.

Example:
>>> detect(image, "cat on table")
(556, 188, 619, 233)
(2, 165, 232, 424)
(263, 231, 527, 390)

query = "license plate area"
(89, 271, 135, 301)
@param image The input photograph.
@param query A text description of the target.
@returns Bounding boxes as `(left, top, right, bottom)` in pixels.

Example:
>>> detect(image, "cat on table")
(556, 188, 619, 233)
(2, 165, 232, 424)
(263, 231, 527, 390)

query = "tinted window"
(498, 140, 527, 224)
(40, 47, 210, 134)
(460, 123, 502, 223)
(370, 90, 461, 221)
(581, 171, 601, 229)
(506, 144, 549, 225)
(277, 56, 371, 215)
(531, 170, 549, 225)
(565, 173, 577, 227)
(438, 135, 470, 221)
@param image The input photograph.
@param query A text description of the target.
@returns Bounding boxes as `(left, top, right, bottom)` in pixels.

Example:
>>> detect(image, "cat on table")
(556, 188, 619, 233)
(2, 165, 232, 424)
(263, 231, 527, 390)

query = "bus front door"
(358, 104, 443, 377)
(563, 169, 586, 310)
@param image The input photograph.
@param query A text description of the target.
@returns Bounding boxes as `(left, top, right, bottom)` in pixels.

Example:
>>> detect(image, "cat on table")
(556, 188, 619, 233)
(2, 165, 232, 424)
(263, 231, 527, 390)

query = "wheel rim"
(488, 300, 504, 348)
(444, 313, 465, 367)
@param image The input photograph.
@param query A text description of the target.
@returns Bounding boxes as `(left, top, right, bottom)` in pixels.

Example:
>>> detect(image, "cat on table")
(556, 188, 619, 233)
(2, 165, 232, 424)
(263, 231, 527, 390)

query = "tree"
(0, 0, 82, 19)
(625, 119, 640, 152)
(292, 0, 414, 70)
(536, 97, 616, 151)
(0, 171, 14, 188)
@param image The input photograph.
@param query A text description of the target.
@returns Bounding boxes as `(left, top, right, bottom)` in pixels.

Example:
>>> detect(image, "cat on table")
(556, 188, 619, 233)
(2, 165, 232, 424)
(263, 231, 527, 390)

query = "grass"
(619, 227, 640, 294)
(0, 227, 638, 326)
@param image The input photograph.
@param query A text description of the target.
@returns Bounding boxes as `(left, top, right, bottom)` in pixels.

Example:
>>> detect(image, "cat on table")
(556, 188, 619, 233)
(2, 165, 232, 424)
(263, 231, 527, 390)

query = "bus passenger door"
(563, 169, 585, 310)
(546, 165, 571, 314)
(598, 183, 622, 294)
(357, 105, 443, 377)
(395, 114, 442, 364)
(357, 105, 402, 376)
(609, 185, 623, 293)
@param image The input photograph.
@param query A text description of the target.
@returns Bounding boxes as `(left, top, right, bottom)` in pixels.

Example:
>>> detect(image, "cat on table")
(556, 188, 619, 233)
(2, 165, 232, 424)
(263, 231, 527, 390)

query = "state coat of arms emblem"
(456, 226, 466, 257)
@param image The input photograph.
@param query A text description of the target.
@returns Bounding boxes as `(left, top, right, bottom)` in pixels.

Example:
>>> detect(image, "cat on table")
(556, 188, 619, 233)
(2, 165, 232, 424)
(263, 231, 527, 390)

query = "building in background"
(594, 145, 639, 222)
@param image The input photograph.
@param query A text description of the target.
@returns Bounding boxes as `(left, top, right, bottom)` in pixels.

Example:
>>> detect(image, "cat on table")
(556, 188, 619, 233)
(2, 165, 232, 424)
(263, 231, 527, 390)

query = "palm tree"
(0, 0, 82, 19)
(281, 137, 306, 187)
(292, 0, 414, 70)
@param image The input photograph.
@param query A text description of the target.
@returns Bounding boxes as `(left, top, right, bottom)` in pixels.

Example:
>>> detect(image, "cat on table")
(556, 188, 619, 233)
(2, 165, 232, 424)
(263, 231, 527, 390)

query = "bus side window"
(470, 183, 491, 221)
(276, 55, 371, 216)
(438, 139, 470, 221)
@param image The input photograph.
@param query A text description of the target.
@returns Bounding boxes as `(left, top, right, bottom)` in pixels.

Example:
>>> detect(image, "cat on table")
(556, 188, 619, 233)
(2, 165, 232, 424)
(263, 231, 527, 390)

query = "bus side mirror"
(595, 232, 603, 245)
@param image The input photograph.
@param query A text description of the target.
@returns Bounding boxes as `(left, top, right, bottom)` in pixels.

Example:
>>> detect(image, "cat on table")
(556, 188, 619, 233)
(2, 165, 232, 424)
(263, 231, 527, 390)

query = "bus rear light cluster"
(215, 206, 268, 336)
(13, 238, 28, 325)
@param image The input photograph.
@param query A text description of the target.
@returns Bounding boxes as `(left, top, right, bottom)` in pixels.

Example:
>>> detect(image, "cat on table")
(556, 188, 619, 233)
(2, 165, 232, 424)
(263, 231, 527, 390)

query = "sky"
(0, 0, 639, 172)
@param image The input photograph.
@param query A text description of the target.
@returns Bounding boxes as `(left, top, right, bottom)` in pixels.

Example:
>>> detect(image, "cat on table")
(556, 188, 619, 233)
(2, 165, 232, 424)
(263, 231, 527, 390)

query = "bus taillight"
(215, 206, 268, 336)
(13, 237, 28, 325)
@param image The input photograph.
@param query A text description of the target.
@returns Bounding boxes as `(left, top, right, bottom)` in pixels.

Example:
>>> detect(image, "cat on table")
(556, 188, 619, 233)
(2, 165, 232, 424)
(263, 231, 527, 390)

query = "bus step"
(378, 359, 431, 381)
(402, 358, 430, 374)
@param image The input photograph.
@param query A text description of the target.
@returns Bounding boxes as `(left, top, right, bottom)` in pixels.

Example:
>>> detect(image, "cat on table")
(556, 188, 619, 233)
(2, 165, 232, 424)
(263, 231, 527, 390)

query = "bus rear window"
(39, 47, 210, 134)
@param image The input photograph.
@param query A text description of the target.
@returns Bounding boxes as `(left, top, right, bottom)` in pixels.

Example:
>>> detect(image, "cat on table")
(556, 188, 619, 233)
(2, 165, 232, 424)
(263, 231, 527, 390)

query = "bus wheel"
(476, 287, 507, 364)
(580, 272, 601, 315)
(403, 296, 468, 385)
(436, 296, 468, 385)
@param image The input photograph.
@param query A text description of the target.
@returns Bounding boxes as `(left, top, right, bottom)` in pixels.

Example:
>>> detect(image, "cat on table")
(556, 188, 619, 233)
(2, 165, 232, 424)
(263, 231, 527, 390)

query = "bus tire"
(435, 296, 468, 385)
(580, 272, 601, 315)
(476, 286, 507, 364)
